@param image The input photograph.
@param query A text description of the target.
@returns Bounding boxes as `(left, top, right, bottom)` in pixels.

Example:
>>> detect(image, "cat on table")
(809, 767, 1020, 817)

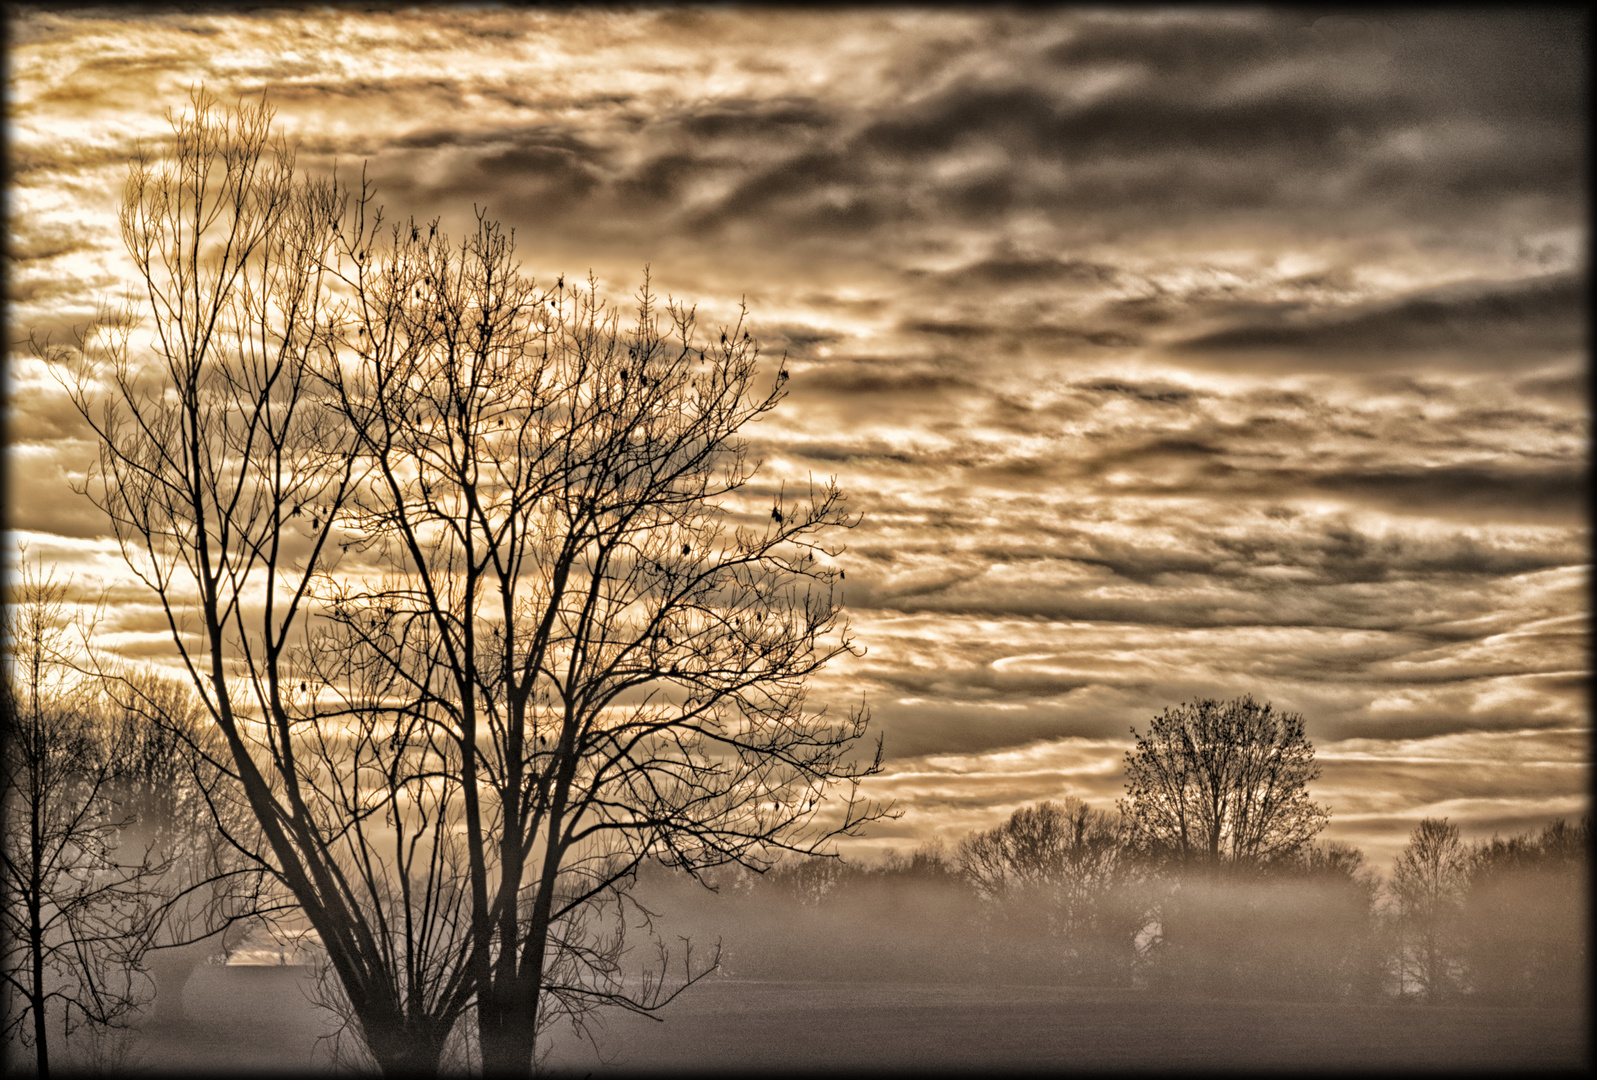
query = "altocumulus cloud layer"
(5, 6, 1587, 871)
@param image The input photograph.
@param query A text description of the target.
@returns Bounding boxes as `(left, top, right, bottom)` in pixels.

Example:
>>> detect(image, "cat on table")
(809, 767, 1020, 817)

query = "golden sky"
(5, 6, 1587, 872)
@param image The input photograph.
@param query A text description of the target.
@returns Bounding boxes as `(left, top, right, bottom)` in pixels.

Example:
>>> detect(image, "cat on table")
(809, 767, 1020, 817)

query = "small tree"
(1119, 696, 1328, 870)
(1389, 817, 1468, 1003)
(103, 666, 274, 1023)
(1459, 817, 1588, 1004)
(957, 799, 1143, 984)
(1, 560, 163, 1076)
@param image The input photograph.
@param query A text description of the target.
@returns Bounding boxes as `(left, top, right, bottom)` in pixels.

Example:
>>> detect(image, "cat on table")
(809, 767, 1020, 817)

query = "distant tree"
(1119, 696, 1328, 870)
(1389, 817, 1468, 1002)
(1, 559, 163, 1077)
(1144, 839, 1383, 1002)
(102, 666, 275, 1024)
(957, 800, 1144, 984)
(1459, 817, 1589, 1004)
(958, 800, 1122, 897)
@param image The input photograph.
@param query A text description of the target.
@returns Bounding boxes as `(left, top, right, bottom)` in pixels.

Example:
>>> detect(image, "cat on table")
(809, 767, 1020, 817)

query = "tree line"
(641, 803, 1585, 1008)
(637, 697, 1587, 1008)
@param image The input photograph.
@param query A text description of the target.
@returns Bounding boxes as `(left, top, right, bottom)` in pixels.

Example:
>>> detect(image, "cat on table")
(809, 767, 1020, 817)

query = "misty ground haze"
(35, 851, 1588, 1075)
(84, 963, 1589, 1075)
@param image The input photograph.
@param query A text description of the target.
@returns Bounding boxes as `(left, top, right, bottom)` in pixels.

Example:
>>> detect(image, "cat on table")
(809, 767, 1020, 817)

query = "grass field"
(539, 979, 1589, 1074)
(80, 967, 1588, 1076)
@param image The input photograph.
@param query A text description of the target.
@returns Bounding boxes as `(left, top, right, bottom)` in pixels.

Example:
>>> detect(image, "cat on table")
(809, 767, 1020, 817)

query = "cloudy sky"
(6, 6, 1587, 873)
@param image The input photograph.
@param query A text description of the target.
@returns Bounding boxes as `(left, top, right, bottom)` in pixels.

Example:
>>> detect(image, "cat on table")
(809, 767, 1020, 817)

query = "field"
(539, 980, 1587, 1074)
(82, 967, 1589, 1075)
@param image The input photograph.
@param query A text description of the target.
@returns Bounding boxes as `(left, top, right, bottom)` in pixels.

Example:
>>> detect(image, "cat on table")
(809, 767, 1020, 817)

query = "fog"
(13, 837, 1586, 1075)
(627, 845, 1585, 1006)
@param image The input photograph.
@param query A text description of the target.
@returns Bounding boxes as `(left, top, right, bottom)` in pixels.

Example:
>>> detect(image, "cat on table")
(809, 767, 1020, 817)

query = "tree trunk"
(362, 1009, 448, 1079)
(478, 982, 539, 1078)
(30, 982, 49, 1080)
(29, 861, 49, 1078)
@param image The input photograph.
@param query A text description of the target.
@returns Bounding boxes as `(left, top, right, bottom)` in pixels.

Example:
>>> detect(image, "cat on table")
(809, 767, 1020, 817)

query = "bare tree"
(958, 800, 1123, 913)
(1, 559, 163, 1077)
(102, 666, 275, 1024)
(325, 194, 885, 1075)
(1119, 696, 1328, 870)
(56, 88, 883, 1077)
(957, 799, 1143, 983)
(1389, 817, 1469, 1003)
(51, 88, 481, 1075)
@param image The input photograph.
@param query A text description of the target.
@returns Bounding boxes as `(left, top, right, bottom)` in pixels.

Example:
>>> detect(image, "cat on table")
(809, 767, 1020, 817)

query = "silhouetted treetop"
(1118, 695, 1328, 869)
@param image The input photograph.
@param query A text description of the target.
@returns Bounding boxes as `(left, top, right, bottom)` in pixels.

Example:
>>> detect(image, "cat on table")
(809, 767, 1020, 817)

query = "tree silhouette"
(323, 190, 883, 1074)
(1389, 817, 1468, 1002)
(102, 666, 274, 1024)
(1, 559, 163, 1077)
(50, 87, 488, 1074)
(951, 798, 1143, 984)
(956, 799, 1142, 981)
(53, 88, 883, 1077)
(1119, 696, 1328, 870)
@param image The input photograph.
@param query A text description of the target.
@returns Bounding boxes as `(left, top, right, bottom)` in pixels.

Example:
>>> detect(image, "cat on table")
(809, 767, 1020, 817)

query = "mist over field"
(35, 820, 1584, 1075)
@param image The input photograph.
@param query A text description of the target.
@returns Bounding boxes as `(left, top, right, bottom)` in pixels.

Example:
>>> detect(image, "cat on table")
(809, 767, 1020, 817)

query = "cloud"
(1074, 379, 1200, 405)
(1515, 363, 1587, 403)
(7, 140, 138, 181)
(3, 446, 116, 540)
(676, 96, 835, 141)
(929, 256, 1121, 292)
(363, 125, 610, 225)
(5, 7, 1585, 872)
(1173, 272, 1587, 370)
(1305, 461, 1586, 521)
(1044, 11, 1323, 74)
(7, 224, 105, 267)
(706, 35, 1416, 239)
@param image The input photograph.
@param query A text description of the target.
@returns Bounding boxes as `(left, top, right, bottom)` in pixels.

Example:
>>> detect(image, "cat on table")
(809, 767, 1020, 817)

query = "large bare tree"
(1118, 696, 1328, 870)
(56, 89, 882, 1077)
(324, 194, 883, 1074)
(53, 88, 477, 1074)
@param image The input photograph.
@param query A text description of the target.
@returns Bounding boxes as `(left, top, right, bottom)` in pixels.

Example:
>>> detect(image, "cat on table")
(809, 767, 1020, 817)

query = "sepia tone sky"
(5, 6, 1587, 873)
